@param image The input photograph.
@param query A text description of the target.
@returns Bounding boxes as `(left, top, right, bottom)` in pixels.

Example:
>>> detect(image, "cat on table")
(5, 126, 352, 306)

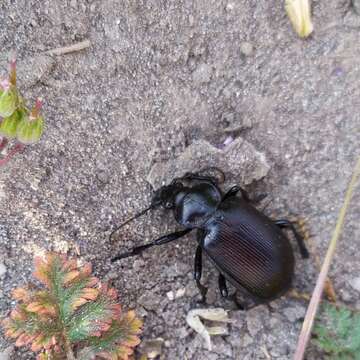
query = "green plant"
(2, 253, 142, 360)
(0, 59, 44, 166)
(312, 303, 360, 360)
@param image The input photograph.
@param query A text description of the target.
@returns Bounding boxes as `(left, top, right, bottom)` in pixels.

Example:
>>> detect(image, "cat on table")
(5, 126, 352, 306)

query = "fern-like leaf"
(313, 303, 360, 359)
(2, 252, 142, 359)
(79, 310, 143, 360)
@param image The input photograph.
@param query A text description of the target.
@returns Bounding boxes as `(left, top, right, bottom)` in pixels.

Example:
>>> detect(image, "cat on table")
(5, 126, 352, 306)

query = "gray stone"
(138, 290, 161, 311)
(344, 11, 360, 27)
(211, 336, 233, 357)
(192, 64, 212, 85)
(0, 346, 13, 360)
(353, 0, 360, 15)
(0, 263, 6, 278)
(240, 42, 254, 56)
(147, 138, 270, 189)
(17, 55, 56, 89)
(349, 277, 360, 292)
(138, 338, 164, 359)
(283, 305, 306, 322)
(245, 306, 269, 337)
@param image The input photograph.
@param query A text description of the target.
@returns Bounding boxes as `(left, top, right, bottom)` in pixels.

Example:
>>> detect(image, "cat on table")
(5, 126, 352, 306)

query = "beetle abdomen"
(202, 198, 295, 299)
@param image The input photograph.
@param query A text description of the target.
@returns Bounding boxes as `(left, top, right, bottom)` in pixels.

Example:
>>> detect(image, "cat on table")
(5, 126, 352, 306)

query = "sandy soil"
(0, 1, 359, 359)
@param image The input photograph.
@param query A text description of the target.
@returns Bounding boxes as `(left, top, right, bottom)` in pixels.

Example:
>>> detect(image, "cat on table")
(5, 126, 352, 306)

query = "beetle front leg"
(194, 245, 208, 303)
(111, 228, 192, 262)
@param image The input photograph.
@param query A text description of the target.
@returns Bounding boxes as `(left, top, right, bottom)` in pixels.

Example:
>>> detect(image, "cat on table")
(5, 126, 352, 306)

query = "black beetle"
(110, 169, 309, 308)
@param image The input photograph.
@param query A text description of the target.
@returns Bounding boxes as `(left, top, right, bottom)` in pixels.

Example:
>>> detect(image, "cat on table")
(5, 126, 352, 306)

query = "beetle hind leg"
(218, 273, 229, 298)
(274, 219, 309, 258)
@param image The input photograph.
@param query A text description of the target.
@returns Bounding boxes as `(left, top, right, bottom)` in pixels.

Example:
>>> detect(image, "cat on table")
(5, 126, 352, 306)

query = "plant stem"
(0, 138, 9, 152)
(63, 332, 76, 360)
(293, 156, 360, 360)
(0, 143, 25, 166)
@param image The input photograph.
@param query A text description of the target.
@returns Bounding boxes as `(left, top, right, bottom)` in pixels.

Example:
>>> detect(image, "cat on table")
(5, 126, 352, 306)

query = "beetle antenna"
(110, 205, 153, 243)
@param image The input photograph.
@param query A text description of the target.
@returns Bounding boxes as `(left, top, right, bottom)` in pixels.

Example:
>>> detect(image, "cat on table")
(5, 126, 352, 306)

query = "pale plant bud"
(16, 99, 44, 145)
(285, 0, 313, 38)
(0, 83, 18, 118)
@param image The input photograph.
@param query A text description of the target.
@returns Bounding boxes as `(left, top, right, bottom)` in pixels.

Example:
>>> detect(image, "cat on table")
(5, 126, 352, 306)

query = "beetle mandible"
(110, 168, 309, 309)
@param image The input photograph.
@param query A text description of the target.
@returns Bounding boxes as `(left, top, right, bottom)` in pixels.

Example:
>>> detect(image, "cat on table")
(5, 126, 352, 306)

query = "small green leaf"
(0, 109, 25, 138)
(67, 294, 115, 342)
(0, 87, 18, 118)
(313, 303, 360, 359)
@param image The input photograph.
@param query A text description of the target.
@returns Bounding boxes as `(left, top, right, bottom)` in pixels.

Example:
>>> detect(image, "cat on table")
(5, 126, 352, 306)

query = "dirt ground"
(0, 1, 359, 359)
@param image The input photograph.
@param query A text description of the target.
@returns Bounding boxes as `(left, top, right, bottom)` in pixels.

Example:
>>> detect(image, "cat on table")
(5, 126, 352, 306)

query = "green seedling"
(313, 303, 360, 360)
(0, 59, 45, 166)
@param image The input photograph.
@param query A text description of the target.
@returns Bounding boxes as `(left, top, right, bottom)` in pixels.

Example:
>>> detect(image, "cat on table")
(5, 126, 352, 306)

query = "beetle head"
(151, 183, 183, 210)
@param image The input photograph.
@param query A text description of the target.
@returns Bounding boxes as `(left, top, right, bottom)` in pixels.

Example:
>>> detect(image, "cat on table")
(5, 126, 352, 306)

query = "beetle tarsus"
(194, 243, 208, 302)
(218, 273, 229, 298)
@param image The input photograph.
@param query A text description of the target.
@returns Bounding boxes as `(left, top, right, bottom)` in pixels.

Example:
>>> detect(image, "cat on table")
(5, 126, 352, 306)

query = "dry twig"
(294, 156, 360, 360)
(46, 40, 91, 56)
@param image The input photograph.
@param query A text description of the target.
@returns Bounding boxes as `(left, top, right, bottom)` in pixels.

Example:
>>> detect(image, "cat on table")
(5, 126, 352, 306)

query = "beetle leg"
(111, 228, 192, 262)
(274, 219, 309, 258)
(218, 273, 229, 297)
(222, 185, 243, 201)
(194, 245, 208, 302)
(222, 185, 268, 204)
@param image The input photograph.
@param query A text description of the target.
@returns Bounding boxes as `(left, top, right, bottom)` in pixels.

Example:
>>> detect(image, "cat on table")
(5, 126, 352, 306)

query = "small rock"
(175, 326, 190, 339)
(242, 333, 253, 347)
(211, 337, 233, 357)
(339, 289, 352, 302)
(0, 346, 13, 360)
(0, 262, 7, 278)
(344, 11, 360, 27)
(246, 312, 263, 336)
(138, 338, 164, 359)
(349, 277, 360, 292)
(245, 306, 269, 336)
(240, 42, 254, 56)
(283, 305, 306, 322)
(192, 64, 212, 85)
(166, 291, 175, 301)
(175, 288, 186, 299)
(147, 139, 270, 189)
(185, 281, 199, 298)
(226, 3, 235, 11)
(353, 0, 360, 15)
(17, 55, 56, 89)
(104, 271, 118, 281)
(138, 290, 161, 311)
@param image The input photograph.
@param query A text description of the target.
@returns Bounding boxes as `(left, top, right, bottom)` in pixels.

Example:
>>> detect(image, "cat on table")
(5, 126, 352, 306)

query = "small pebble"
(353, 0, 360, 15)
(349, 277, 360, 292)
(0, 346, 13, 360)
(166, 291, 175, 301)
(0, 262, 7, 278)
(240, 42, 254, 56)
(175, 288, 186, 299)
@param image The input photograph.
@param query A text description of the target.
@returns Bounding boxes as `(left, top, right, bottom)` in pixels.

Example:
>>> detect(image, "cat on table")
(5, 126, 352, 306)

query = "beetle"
(110, 169, 309, 309)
